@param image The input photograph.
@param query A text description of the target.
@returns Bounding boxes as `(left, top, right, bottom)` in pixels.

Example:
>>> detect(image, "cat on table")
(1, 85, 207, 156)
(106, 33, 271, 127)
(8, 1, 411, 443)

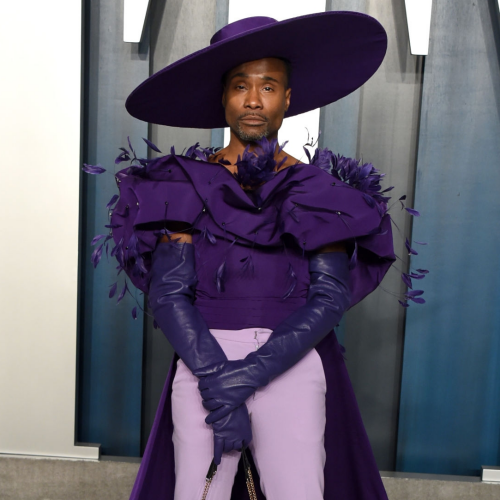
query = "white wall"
(0, 2, 98, 459)
(225, 0, 326, 161)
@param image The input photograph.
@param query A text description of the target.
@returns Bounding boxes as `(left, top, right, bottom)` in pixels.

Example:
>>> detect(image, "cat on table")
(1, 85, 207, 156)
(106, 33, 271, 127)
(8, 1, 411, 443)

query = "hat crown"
(210, 16, 277, 45)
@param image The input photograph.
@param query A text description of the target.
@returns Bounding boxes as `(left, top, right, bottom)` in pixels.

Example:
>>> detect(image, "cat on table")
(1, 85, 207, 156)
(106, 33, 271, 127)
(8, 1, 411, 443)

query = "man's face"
(222, 57, 291, 142)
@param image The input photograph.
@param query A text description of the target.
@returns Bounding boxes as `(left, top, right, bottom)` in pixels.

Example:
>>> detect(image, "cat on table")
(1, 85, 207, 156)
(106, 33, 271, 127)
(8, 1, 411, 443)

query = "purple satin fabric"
(193, 237, 309, 330)
(110, 154, 396, 328)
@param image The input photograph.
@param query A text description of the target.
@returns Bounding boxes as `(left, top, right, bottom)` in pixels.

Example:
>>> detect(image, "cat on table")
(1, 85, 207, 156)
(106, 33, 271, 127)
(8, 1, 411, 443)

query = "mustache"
(238, 112, 268, 121)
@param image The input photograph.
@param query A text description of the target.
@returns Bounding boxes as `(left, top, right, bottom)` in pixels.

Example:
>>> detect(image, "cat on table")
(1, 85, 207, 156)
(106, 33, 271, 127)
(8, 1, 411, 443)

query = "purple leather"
(148, 240, 252, 464)
(194, 251, 352, 423)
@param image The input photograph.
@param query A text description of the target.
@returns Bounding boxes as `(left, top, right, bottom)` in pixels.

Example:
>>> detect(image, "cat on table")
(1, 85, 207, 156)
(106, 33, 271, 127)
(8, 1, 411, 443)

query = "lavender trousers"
(171, 327, 327, 500)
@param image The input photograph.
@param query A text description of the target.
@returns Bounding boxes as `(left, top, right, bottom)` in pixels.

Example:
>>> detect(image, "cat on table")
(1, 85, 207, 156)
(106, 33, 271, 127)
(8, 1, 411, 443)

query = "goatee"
(235, 123, 270, 143)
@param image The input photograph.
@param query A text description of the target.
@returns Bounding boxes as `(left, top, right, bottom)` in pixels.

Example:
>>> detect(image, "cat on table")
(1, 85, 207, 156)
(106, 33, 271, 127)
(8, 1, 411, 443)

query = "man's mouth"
(239, 114, 267, 125)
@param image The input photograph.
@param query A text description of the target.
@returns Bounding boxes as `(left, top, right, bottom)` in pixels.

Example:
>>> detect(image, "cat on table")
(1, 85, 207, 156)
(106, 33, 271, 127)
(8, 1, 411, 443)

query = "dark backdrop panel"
(141, 0, 220, 452)
(79, 0, 149, 456)
(397, 0, 500, 475)
(321, 0, 423, 470)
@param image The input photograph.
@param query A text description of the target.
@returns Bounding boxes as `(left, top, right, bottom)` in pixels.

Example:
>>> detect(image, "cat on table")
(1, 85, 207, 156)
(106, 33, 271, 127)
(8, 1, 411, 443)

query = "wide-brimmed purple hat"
(125, 12, 387, 129)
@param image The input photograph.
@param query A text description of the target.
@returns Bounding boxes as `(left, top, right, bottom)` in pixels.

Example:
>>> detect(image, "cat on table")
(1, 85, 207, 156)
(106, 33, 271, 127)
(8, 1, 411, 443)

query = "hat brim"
(125, 11, 387, 129)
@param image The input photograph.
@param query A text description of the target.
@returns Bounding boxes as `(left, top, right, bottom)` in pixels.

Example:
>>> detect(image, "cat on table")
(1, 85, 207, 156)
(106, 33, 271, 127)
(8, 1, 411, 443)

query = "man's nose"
(244, 87, 263, 109)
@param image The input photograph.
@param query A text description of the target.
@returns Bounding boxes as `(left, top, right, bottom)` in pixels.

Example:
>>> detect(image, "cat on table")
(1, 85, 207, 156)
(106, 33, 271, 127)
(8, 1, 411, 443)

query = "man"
(109, 12, 395, 500)
(160, 56, 347, 499)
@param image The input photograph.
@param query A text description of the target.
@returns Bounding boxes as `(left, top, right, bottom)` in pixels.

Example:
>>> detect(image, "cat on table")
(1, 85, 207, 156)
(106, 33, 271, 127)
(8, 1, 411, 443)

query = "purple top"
(109, 145, 396, 329)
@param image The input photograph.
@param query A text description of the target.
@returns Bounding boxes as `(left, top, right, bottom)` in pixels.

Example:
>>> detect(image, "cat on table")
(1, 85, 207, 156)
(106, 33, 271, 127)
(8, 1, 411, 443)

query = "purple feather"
(399, 195, 407, 201)
(131, 306, 138, 319)
(398, 300, 410, 308)
(409, 272, 426, 280)
(91, 234, 106, 246)
(143, 137, 162, 153)
(127, 136, 135, 156)
(401, 273, 413, 289)
(410, 297, 426, 304)
(282, 262, 297, 300)
(202, 226, 217, 245)
(105, 223, 122, 229)
(111, 237, 124, 257)
(117, 281, 129, 304)
(185, 143, 200, 158)
(405, 289, 424, 298)
(91, 243, 104, 268)
(405, 208, 420, 216)
(405, 238, 418, 256)
(214, 258, 227, 293)
(362, 192, 375, 208)
(115, 151, 131, 164)
(309, 147, 333, 172)
(416, 269, 429, 274)
(328, 153, 391, 206)
(233, 137, 283, 189)
(108, 282, 117, 298)
(349, 241, 358, 270)
(153, 319, 159, 330)
(303, 146, 312, 163)
(82, 163, 106, 175)
(414, 241, 427, 245)
(239, 255, 255, 278)
(106, 194, 119, 208)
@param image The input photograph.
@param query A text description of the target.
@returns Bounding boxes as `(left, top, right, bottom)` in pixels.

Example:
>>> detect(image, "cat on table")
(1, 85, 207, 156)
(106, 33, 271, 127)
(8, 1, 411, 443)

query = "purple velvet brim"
(125, 11, 387, 128)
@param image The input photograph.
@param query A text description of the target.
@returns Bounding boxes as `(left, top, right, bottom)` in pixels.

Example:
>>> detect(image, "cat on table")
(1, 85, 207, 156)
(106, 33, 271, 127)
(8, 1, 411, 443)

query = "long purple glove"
(148, 240, 252, 463)
(193, 251, 351, 423)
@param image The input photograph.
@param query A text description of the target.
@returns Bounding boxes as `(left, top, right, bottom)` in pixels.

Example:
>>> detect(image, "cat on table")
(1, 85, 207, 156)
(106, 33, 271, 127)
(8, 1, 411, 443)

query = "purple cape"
(107, 148, 395, 499)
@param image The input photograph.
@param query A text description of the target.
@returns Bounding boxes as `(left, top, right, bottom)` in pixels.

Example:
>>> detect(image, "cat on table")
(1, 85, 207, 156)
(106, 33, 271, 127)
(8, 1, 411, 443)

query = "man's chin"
(235, 125, 269, 143)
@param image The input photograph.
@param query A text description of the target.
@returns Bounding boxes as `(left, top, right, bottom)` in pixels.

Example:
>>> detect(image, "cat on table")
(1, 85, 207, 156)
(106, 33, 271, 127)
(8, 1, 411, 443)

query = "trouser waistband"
(209, 327, 273, 343)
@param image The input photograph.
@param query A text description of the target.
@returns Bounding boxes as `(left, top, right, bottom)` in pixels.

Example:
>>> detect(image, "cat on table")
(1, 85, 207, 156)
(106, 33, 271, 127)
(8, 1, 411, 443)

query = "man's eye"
(263, 86, 273, 91)
(236, 85, 246, 90)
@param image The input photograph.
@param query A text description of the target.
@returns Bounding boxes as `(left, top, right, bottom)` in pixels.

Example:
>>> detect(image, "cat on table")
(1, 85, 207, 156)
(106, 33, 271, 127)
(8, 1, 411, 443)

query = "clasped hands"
(194, 358, 264, 464)
(194, 358, 264, 424)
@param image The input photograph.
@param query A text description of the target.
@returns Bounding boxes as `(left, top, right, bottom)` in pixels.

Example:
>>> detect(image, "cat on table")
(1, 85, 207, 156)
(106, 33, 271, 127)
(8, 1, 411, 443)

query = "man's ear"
(284, 88, 292, 112)
(221, 89, 226, 108)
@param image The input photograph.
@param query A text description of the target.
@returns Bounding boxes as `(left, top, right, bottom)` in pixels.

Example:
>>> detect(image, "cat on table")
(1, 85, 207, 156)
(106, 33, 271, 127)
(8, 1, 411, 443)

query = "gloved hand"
(212, 405, 252, 464)
(193, 251, 351, 423)
(149, 240, 252, 463)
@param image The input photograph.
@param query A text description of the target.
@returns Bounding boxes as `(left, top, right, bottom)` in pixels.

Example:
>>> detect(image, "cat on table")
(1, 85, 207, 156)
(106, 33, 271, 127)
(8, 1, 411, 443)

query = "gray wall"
(321, 0, 423, 470)
(397, 0, 500, 475)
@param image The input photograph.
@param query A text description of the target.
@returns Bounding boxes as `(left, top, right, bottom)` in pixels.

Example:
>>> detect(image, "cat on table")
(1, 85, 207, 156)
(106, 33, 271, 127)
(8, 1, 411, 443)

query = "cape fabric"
(108, 151, 395, 500)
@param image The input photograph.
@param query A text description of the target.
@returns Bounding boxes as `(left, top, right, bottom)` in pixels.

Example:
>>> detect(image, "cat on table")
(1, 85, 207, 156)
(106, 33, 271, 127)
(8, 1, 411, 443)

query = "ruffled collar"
(181, 136, 391, 206)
